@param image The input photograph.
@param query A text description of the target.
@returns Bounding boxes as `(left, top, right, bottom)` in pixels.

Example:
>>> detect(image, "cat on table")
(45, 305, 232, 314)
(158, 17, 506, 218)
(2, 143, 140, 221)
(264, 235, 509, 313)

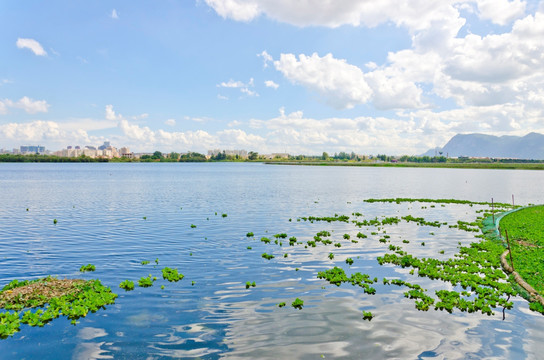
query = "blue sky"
(1, 0, 544, 154)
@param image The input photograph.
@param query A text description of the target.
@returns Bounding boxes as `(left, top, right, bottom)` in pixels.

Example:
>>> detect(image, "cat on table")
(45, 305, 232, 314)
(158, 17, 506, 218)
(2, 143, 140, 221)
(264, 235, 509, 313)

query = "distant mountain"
(423, 132, 544, 160)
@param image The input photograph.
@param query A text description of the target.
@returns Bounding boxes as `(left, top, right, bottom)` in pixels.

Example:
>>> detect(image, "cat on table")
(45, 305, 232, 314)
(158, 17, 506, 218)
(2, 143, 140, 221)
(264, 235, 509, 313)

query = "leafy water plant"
(246, 232, 254, 237)
(162, 267, 184, 282)
(138, 275, 154, 287)
(261, 253, 275, 260)
(346, 258, 354, 265)
(141, 260, 150, 265)
(362, 311, 373, 321)
(278, 302, 286, 308)
(119, 280, 135, 291)
(261, 237, 271, 244)
(328, 253, 334, 260)
(222, 213, 227, 218)
(292, 298, 304, 309)
(79, 264, 95, 272)
(343, 234, 350, 240)
(245, 281, 256, 289)
(53, 219, 57, 224)
(0, 276, 117, 338)
(190, 224, 196, 228)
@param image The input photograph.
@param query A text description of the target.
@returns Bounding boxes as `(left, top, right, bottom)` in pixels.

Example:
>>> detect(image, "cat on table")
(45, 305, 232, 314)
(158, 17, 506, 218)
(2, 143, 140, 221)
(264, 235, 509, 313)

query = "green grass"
(500, 206, 544, 295)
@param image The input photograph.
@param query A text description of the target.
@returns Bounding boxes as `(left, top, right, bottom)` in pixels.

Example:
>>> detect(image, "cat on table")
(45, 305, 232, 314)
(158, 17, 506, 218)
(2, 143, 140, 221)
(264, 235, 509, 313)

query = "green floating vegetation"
(317, 267, 376, 295)
(289, 236, 297, 246)
(79, 264, 95, 272)
(402, 215, 443, 228)
(362, 311, 373, 321)
(261, 237, 271, 244)
(261, 253, 275, 260)
(119, 280, 135, 291)
(299, 214, 350, 223)
(246, 232, 254, 237)
(141, 260, 150, 265)
(162, 267, 184, 282)
(245, 281, 256, 289)
(343, 234, 350, 240)
(0, 276, 117, 339)
(278, 302, 286, 308)
(356, 232, 367, 239)
(53, 219, 57, 224)
(346, 258, 354, 265)
(328, 253, 334, 260)
(222, 213, 228, 218)
(377, 238, 515, 315)
(364, 198, 514, 207)
(291, 298, 304, 309)
(138, 275, 154, 288)
(190, 224, 196, 228)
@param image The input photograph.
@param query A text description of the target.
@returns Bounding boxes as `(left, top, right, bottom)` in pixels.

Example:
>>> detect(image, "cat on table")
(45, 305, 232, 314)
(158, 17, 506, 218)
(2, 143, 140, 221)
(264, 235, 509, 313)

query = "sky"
(1, 0, 544, 155)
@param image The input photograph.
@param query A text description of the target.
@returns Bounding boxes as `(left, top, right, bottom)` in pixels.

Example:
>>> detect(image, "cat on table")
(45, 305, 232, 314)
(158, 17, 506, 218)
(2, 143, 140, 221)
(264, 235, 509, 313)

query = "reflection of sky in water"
(1, 163, 543, 358)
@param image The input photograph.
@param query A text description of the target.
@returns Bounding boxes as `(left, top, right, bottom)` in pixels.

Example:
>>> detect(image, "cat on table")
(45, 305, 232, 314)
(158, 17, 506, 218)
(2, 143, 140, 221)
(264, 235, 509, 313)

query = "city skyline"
(1, 1, 544, 155)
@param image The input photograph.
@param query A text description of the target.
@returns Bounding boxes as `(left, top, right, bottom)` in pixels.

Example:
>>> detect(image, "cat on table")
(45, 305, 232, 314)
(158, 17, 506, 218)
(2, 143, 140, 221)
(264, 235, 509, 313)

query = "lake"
(1, 163, 543, 359)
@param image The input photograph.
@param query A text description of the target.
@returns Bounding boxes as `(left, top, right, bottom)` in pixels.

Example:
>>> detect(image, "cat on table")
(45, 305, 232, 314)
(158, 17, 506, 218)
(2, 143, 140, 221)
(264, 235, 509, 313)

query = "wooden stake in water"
(512, 194, 515, 208)
(505, 229, 515, 271)
(492, 198, 495, 224)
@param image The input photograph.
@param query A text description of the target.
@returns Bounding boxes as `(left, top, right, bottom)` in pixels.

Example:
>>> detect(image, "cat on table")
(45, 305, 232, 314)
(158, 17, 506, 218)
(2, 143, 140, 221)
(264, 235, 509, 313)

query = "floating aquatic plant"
(278, 302, 286, 308)
(162, 267, 184, 282)
(261, 253, 275, 260)
(245, 281, 256, 289)
(291, 298, 304, 309)
(362, 311, 373, 321)
(119, 280, 135, 291)
(138, 275, 154, 287)
(246, 232, 254, 237)
(79, 264, 95, 272)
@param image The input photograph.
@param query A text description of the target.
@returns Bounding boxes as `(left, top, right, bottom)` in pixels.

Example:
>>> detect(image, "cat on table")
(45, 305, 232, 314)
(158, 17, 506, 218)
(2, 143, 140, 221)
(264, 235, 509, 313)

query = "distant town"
(0, 142, 291, 160)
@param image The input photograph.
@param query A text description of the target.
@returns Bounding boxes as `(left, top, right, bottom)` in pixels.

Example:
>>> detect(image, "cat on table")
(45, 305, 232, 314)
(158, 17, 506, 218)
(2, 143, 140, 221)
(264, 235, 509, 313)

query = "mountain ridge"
(423, 132, 544, 160)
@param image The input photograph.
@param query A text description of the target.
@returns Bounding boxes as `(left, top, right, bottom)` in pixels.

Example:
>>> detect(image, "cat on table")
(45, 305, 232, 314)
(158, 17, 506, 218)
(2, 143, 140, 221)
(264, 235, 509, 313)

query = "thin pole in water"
(512, 194, 515, 208)
(505, 229, 515, 271)
(492, 198, 495, 224)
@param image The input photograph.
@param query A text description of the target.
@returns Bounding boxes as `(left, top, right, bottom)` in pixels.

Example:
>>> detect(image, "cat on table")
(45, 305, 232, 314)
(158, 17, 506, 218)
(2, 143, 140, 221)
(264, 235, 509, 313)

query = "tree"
(322, 152, 329, 160)
(151, 151, 163, 160)
(169, 152, 180, 160)
(248, 151, 258, 160)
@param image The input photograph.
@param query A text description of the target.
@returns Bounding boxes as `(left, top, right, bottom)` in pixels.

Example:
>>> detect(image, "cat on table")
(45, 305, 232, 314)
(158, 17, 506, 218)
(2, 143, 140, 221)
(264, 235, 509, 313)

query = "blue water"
(1, 163, 543, 359)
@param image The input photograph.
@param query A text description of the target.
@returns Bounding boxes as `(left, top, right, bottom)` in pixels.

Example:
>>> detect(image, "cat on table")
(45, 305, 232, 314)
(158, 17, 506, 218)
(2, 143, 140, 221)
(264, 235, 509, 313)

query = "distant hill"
(423, 132, 544, 160)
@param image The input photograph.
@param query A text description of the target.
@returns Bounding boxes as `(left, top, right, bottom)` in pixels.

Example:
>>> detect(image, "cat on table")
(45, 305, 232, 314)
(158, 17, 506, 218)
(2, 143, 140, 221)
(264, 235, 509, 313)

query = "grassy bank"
(265, 161, 544, 170)
(499, 206, 544, 297)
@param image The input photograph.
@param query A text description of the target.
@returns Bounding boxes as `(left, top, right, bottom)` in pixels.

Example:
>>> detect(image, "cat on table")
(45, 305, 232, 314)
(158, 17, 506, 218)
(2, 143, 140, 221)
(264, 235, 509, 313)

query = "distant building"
(20, 145, 45, 154)
(98, 141, 111, 150)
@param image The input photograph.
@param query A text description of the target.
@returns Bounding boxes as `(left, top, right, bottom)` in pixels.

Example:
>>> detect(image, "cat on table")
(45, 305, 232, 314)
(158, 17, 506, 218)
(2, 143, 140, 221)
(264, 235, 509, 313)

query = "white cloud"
(258, 50, 273, 67)
(111, 9, 119, 19)
(217, 78, 257, 97)
(475, 0, 526, 25)
(274, 53, 372, 109)
(1, 96, 49, 114)
(217, 94, 229, 100)
(16, 38, 47, 56)
(204, 0, 468, 32)
(0, 121, 95, 147)
(105, 104, 122, 121)
(165, 119, 176, 126)
(264, 80, 279, 89)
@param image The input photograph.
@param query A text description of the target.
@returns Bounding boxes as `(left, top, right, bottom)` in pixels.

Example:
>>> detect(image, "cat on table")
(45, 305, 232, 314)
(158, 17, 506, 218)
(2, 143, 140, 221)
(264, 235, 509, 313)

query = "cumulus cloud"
(16, 38, 47, 56)
(111, 9, 119, 19)
(274, 53, 372, 109)
(105, 104, 122, 121)
(475, 0, 526, 25)
(165, 119, 176, 126)
(264, 80, 279, 89)
(1, 97, 49, 114)
(0, 121, 94, 147)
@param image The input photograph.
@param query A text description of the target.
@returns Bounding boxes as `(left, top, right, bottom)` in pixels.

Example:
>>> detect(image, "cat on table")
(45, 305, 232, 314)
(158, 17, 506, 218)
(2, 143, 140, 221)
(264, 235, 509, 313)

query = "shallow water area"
(1, 162, 544, 359)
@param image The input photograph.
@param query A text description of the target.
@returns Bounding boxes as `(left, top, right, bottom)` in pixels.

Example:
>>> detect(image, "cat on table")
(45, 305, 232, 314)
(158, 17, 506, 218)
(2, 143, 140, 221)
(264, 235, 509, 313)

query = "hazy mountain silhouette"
(423, 133, 544, 159)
